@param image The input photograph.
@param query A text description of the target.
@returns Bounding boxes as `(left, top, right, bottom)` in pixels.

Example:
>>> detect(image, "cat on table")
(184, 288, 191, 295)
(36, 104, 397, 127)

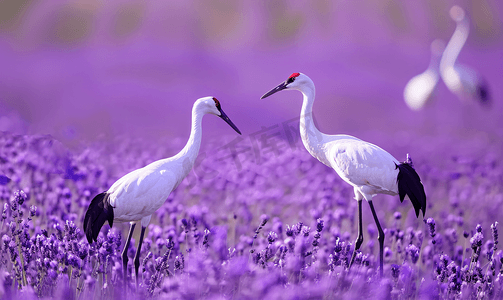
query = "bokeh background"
(0, 0, 502, 150)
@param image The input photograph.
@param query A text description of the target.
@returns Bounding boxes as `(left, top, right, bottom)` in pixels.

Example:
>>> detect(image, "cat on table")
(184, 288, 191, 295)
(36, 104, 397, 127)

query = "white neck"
(174, 106, 204, 166)
(298, 83, 328, 165)
(440, 18, 469, 70)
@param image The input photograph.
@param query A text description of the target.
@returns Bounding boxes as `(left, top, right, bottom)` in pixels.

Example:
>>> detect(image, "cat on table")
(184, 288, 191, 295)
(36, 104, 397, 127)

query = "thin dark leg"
(122, 223, 136, 284)
(134, 226, 147, 288)
(349, 200, 364, 269)
(368, 200, 384, 277)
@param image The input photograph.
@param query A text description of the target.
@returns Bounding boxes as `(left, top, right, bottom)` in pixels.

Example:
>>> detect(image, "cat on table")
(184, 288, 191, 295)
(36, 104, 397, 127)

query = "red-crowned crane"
(404, 39, 445, 111)
(83, 97, 241, 286)
(261, 73, 426, 276)
(440, 6, 490, 105)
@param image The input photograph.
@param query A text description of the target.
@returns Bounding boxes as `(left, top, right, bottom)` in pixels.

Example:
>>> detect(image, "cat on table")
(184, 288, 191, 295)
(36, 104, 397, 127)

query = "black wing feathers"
(83, 192, 114, 243)
(396, 163, 426, 218)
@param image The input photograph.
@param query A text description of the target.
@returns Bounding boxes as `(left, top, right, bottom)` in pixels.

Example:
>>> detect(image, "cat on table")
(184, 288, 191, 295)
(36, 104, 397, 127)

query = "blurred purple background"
(0, 0, 502, 149)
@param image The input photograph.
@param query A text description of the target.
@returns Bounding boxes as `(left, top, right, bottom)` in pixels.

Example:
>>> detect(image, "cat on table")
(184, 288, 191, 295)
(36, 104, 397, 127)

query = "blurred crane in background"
(403, 39, 445, 111)
(440, 6, 491, 106)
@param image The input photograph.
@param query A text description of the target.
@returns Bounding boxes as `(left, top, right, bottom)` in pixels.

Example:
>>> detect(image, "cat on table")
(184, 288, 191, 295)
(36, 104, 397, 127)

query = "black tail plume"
(476, 78, 490, 106)
(83, 192, 114, 244)
(396, 163, 426, 218)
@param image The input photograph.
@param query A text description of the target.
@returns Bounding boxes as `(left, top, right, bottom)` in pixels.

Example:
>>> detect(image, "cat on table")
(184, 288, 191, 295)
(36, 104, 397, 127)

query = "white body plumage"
(301, 130, 400, 201)
(108, 156, 189, 227)
(326, 137, 399, 200)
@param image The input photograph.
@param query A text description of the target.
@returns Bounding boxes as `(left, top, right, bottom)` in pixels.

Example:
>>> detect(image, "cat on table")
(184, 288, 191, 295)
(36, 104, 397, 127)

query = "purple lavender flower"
(426, 218, 436, 238)
(202, 229, 210, 249)
(491, 222, 498, 252)
(143, 251, 153, 269)
(301, 226, 310, 237)
(76, 241, 89, 260)
(8, 221, 16, 235)
(251, 215, 270, 251)
(391, 264, 400, 279)
(406, 244, 419, 264)
(285, 225, 294, 237)
(470, 232, 483, 249)
(2, 234, 11, 248)
(174, 254, 184, 272)
(267, 231, 277, 244)
(49, 260, 58, 269)
(260, 214, 270, 227)
(67, 253, 78, 268)
(181, 218, 189, 231)
(9, 198, 18, 212)
(316, 218, 324, 233)
(14, 190, 27, 206)
(295, 222, 303, 236)
(2, 203, 8, 221)
(275, 245, 287, 267)
(447, 262, 461, 294)
(29, 205, 37, 217)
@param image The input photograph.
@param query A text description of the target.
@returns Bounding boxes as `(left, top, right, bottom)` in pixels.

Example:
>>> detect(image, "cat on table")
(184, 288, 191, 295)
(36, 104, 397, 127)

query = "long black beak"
(219, 108, 241, 135)
(261, 81, 288, 99)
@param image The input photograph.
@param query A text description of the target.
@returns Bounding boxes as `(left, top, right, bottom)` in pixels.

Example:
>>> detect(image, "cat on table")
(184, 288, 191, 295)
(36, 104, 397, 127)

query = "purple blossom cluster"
(0, 131, 502, 299)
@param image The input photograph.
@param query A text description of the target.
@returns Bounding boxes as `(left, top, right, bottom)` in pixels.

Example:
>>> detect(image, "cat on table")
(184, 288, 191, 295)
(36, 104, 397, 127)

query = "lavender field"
(0, 128, 502, 299)
(1, 1, 503, 299)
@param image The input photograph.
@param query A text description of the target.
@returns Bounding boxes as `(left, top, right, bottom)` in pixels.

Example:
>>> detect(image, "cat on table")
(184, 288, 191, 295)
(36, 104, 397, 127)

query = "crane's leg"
(368, 200, 384, 277)
(122, 223, 136, 284)
(349, 199, 363, 269)
(134, 226, 147, 288)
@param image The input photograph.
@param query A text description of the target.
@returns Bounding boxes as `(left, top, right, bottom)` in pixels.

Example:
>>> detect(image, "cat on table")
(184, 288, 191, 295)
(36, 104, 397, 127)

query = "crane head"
(196, 97, 241, 135)
(261, 72, 311, 99)
(450, 6, 465, 22)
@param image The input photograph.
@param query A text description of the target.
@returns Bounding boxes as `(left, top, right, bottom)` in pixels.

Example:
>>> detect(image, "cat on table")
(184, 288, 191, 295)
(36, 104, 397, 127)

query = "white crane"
(83, 97, 241, 286)
(261, 73, 426, 276)
(440, 6, 490, 105)
(403, 39, 445, 111)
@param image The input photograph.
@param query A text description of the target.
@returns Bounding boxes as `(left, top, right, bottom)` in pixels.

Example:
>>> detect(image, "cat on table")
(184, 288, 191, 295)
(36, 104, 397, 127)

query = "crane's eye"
(212, 97, 221, 110)
(286, 72, 300, 84)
